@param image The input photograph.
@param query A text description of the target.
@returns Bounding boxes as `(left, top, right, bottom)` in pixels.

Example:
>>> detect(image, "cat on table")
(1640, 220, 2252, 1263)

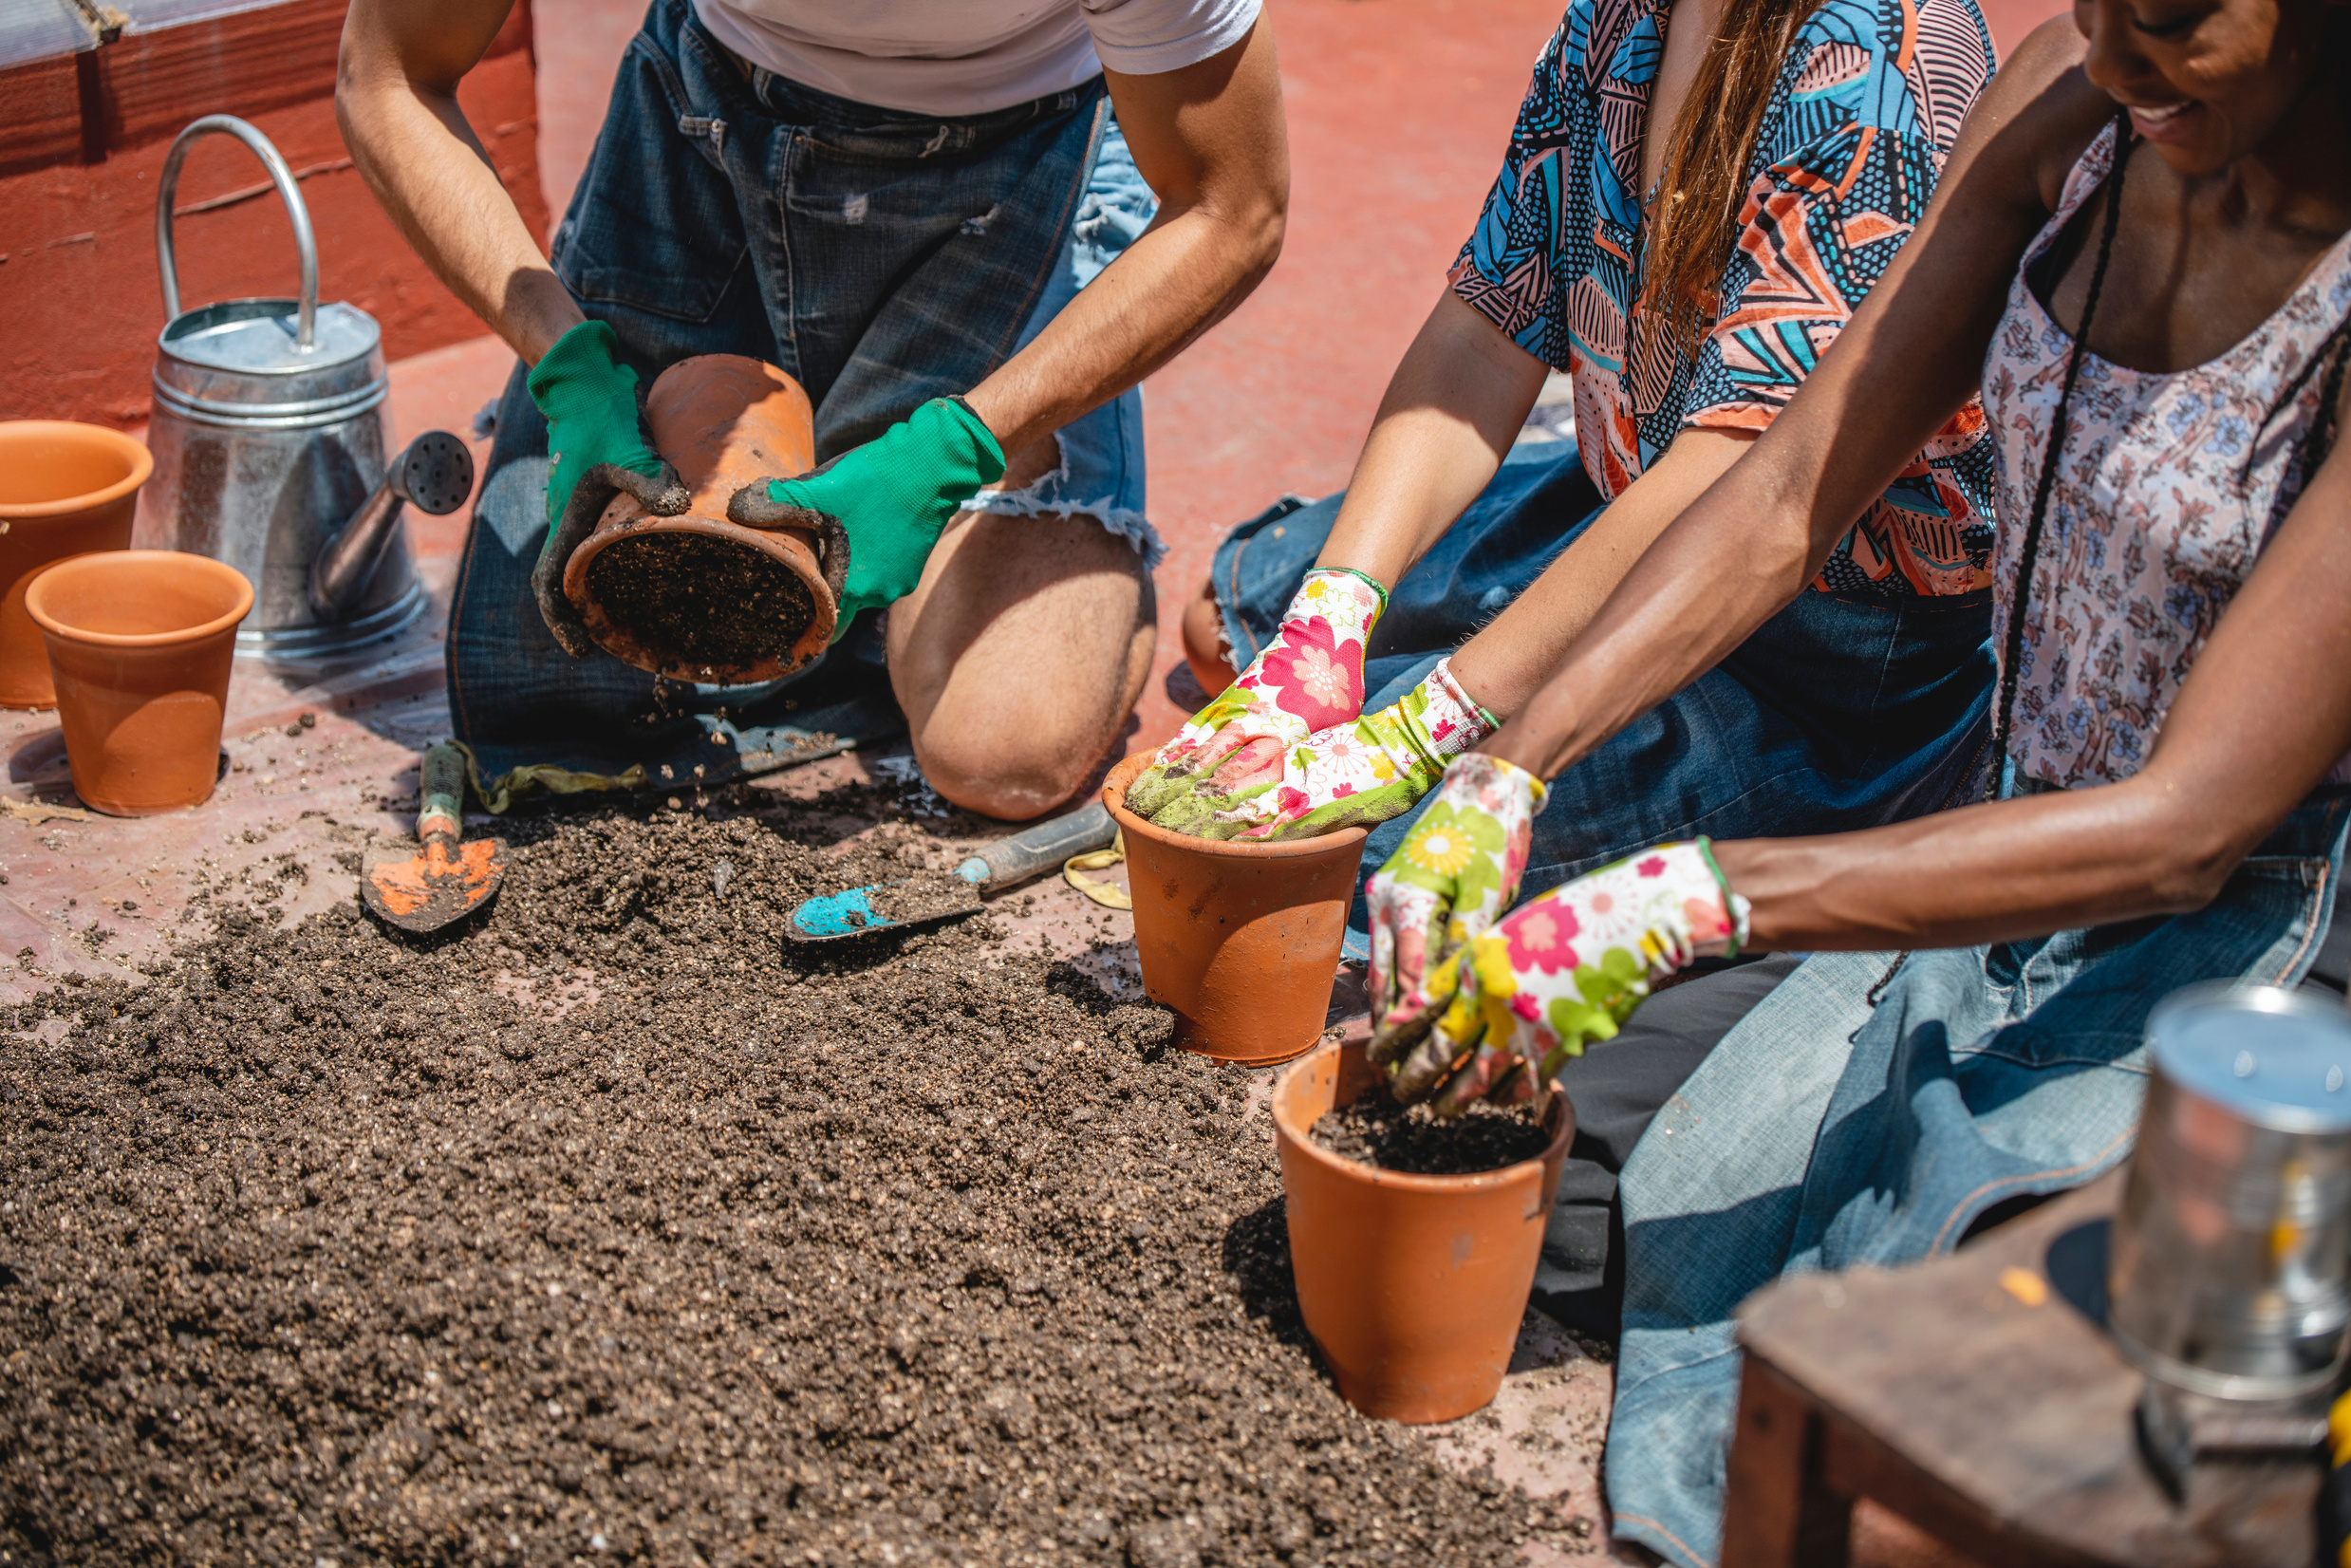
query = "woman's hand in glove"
(1371, 839, 1749, 1114)
(1144, 657, 1495, 841)
(528, 321, 690, 655)
(1361, 752, 1547, 1033)
(1124, 568, 1387, 819)
(728, 396, 1005, 642)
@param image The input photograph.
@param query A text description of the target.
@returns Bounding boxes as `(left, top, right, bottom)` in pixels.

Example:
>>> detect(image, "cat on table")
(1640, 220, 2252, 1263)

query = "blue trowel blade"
(790, 885, 887, 940)
(785, 866, 988, 943)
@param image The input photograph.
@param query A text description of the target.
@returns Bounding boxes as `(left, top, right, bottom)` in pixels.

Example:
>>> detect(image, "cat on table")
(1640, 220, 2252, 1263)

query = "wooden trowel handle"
(419, 742, 468, 843)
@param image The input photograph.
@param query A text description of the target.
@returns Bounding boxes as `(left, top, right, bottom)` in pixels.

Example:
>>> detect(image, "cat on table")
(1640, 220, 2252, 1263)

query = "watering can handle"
(155, 115, 320, 352)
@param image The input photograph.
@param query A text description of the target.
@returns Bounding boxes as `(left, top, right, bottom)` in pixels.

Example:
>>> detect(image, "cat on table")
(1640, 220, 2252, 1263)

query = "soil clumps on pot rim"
(0, 793, 1571, 1566)
(587, 530, 813, 678)
(1311, 1090, 1551, 1176)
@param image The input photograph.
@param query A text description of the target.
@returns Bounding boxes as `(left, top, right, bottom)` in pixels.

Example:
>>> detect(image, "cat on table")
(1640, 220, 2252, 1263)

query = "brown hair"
(1643, 0, 1828, 356)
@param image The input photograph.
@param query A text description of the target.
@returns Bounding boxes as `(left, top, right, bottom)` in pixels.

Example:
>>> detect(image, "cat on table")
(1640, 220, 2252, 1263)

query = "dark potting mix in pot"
(582, 531, 817, 680)
(0, 794, 1581, 1566)
(1309, 1093, 1551, 1177)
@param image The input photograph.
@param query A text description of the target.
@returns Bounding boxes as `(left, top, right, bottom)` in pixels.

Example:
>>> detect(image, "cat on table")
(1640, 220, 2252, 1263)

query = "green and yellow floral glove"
(1147, 657, 1496, 841)
(1124, 568, 1388, 819)
(527, 321, 689, 656)
(727, 396, 1005, 642)
(1362, 752, 1547, 1034)
(1372, 840, 1750, 1114)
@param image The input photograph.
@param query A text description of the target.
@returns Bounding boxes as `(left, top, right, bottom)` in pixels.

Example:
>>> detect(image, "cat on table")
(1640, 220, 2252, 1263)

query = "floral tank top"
(1982, 122, 2351, 790)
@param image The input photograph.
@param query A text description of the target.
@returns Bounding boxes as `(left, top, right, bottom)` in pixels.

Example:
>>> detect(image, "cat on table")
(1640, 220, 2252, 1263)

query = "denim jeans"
(1208, 442, 1998, 957)
(1602, 788, 2351, 1568)
(447, 0, 1155, 779)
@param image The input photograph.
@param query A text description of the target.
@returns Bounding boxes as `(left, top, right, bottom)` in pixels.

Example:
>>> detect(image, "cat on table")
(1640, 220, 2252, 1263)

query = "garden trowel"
(361, 742, 510, 932)
(787, 799, 1116, 942)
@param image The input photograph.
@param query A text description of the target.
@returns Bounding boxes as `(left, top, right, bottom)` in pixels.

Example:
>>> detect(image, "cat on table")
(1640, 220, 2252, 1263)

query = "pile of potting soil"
(0, 794, 1576, 1567)
(1310, 1093, 1551, 1177)
(585, 532, 816, 679)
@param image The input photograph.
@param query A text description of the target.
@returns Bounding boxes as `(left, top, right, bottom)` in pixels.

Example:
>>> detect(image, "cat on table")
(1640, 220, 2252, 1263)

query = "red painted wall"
(0, 0, 544, 428)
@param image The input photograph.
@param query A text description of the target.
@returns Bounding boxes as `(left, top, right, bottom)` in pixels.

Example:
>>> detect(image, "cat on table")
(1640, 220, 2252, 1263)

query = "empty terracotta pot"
(1103, 752, 1367, 1065)
(0, 422, 153, 709)
(1273, 1033, 1573, 1423)
(26, 551, 252, 816)
(564, 355, 837, 683)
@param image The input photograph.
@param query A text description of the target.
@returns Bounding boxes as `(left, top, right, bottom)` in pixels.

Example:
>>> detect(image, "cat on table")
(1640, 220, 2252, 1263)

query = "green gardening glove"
(726, 397, 1006, 642)
(527, 321, 688, 656)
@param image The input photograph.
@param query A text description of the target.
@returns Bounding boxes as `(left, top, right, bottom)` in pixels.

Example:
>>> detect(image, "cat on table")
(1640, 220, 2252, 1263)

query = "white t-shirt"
(692, 0, 1261, 116)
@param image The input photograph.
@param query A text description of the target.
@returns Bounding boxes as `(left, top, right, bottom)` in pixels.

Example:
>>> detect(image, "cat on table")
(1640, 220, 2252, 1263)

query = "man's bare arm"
(961, 20, 1289, 455)
(338, 0, 582, 365)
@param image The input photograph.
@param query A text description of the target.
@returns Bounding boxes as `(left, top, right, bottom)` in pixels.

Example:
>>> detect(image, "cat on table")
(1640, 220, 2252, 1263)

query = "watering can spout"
(308, 431, 475, 621)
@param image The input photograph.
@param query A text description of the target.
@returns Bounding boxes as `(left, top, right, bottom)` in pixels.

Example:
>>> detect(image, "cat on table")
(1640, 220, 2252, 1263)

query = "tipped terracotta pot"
(1103, 752, 1368, 1065)
(26, 551, 252, 816)
(0, 422, 153, 710)
(564, 355, 838, 683)
(1273, 1033, 1573, 1423)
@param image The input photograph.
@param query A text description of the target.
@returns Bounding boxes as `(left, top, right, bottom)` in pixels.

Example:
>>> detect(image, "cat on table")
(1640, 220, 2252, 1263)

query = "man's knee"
(913, 713, 1116, 820)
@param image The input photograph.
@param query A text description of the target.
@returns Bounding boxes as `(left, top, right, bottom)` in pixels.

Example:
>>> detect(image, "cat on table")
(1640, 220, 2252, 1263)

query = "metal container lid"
(153, 300, 386, 427)
(160, 297, 378, 378)
(2150, 984, 2351, 1133)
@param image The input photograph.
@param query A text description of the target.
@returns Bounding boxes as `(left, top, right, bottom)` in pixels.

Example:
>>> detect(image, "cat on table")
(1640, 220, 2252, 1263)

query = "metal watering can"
(2108, 981, 2351, 1489)
(134, 115, 471, 657)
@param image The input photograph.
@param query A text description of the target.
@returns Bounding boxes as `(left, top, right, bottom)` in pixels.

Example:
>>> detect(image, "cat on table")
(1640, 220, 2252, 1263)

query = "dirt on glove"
(0, 793, 1570, 1568)
(585, 531, 815, 679)
(1310, 1092, 1551, 1177)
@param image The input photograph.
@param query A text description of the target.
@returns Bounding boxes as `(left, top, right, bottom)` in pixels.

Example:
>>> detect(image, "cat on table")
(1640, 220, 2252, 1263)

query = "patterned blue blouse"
(1451, 0, 2000, 598)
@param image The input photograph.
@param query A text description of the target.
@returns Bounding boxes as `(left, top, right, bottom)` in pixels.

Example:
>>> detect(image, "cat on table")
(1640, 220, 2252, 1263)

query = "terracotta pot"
(1103, 752, 1367, 1065)
(25, 551, 252, 816)
(564, 355, 837, 683)
(0, 422, 153, 710)
(1273, 1033, 1574, 1423)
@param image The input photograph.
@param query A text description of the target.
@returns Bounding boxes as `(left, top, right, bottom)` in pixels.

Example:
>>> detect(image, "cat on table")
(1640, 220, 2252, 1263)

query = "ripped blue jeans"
(446, 0, 1157, 779)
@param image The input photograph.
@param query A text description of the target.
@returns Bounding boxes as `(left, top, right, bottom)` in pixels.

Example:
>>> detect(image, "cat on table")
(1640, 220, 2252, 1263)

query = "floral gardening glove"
(728, 397, 1006, 642)
(1147, 658, 1496, 841)
(1124, 568, 1387, 819)
(1371, 841, 1750, 1114)
(528, 321, 689, 655)
(1364, 752, 1547, 1033)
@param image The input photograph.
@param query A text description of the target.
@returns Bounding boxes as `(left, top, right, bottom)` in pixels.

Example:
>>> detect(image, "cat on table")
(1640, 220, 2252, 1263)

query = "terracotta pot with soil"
(564, 355, 839, 683)
(1104, 752, 1367, 1065)
(1274, 1031, 1573, 1424)
(26, 551, 252, 816)
(0, 422, 153, 710)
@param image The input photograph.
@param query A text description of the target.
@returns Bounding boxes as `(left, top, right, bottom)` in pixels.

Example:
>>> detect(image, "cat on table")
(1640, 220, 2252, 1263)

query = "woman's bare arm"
(1718, 415, 2351, 948)
(1304, 289, 1757, 718)
(1307, 290, 1552, 591)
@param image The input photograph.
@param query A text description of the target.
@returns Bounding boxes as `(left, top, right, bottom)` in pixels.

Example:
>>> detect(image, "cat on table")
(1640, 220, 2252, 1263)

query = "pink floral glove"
(1145, 658, 1496, 841)
(1124, 569, 1386, 818)
(1363, 753, 1547, 1034)
(1371, 841, 1750, 1114)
